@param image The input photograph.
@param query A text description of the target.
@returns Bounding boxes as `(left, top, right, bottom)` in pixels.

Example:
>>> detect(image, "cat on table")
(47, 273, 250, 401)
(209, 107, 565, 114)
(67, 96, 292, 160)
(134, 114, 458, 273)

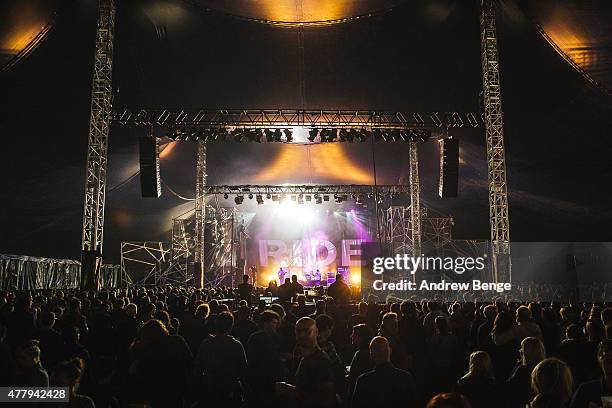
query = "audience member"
(194, 311, 246, 407)
(352, 336, 416, 408)
(506, 337, 546, 408)
(529, 357, 573, 408)
(276, 317, 335, 408)
(456, 351, 501, 408)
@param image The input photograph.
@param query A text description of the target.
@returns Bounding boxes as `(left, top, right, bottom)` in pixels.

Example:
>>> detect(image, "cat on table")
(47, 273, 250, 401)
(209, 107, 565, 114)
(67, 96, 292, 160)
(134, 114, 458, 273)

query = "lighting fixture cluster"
(165, 127, 429, 143)
(225, 192, 402, 205)
(166, 128, 293, 142)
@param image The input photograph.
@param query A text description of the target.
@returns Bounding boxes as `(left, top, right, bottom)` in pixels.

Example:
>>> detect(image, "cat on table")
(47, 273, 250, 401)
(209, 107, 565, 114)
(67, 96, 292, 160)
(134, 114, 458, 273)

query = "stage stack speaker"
(438, 138, 459, 198)
(139, 136, 162, 198)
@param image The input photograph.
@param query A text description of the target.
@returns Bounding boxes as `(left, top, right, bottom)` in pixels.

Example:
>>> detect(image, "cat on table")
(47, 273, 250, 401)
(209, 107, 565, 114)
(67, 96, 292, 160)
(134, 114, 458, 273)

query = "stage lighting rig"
(234, 195, 244, 204)
(315, 196, 322, 204)
(248, 193, 254, 199)
(256, 195, 264, 205)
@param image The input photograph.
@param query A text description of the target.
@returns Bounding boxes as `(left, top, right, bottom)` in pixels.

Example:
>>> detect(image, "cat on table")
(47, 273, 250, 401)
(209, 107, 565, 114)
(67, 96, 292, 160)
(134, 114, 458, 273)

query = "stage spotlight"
(339, 129, 348, 142)
(223, 193, 229, 199)
(397, 130, 408, 142)
(234, 195, 244, 204)
(246, 129, 263, 143)
(321, 129, 337, 142)
(346, 130, 355, 142)
(273, 129, 283, 142)
(323, 195, 330, 202)
(283, 129, 293, 142)
(389, 130, 401, 142)
(232, 128, 245, 142)
(216, 129, 229, 141)
(256, 195, 264, 204)
(357, 129, 371, 142)
(248, 193, 254, 199)
(266, 193, 271, 199)
(264, 129, 275, 142)
(315, 196, 322, 204)
(308, 128, 319, 142)
(291, 195, 297, 202)
(373, 129, 383, 142)
(305, 195, 312, 202)
(297, 195, 304, 205)
(355, 195, 363, 205)
(272, 195, 279, 202)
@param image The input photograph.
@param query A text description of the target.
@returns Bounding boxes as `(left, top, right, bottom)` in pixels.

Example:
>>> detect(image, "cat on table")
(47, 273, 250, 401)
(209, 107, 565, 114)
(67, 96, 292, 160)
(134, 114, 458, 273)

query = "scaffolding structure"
(81, 0, 115, 290)
(386, 206, 455, 255)
(205, 206, 237, 287)
(409, 140, 422, 262)
(194, 140, 207, 287)
(167, 218, 195, 285)
(115, 109, 479, 131)
(120, 242, 171, 286)
(480, 0, 511, 282)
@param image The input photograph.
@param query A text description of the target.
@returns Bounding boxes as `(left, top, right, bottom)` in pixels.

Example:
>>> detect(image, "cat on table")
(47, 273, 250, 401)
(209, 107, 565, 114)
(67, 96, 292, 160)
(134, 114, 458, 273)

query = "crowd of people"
(1, 274, 612, 408)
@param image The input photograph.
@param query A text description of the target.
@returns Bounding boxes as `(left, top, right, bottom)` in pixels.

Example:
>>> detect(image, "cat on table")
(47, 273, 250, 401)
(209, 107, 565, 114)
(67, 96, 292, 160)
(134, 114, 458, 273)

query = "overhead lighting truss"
(114, 109, 480, 142)
(204, 184, 410, 196)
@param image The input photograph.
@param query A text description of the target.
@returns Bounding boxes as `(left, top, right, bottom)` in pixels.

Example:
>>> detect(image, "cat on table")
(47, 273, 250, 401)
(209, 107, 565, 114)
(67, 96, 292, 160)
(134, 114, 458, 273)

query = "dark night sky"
(0, 0, 611, 264)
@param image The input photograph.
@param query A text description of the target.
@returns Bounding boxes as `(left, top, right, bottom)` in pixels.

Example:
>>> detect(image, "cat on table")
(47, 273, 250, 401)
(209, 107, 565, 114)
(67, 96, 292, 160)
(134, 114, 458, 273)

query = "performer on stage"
(314, 269, 322, 286)
(278, 267, 287, 283)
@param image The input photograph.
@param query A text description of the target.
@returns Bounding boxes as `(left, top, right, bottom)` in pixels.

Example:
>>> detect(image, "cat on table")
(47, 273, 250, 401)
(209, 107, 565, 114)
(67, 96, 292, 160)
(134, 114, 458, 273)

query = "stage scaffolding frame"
(120, 242, 171, 286)
(201, 184, 412, 196)
(114, 109, 479, 132)
(81, 0, 513, 287)
(481, 0, 511, 282)
(409, 140, 422, 266)
(81, 0, 115, 290)
(194, 141, 207, 287)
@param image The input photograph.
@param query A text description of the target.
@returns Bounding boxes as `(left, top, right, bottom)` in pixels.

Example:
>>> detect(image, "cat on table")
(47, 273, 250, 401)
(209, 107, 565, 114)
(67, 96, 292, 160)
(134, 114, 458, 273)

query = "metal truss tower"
(169, 218, 194, 285)
(481, 0, 511, 282)
(194, 140, 207, 288)
(409, 140, 422, 261)
(81, 0, 115, 290)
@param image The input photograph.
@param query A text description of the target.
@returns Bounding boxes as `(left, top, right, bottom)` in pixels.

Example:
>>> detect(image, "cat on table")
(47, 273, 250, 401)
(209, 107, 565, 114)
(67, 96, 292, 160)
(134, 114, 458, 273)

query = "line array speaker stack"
(439, 138, 459, 198)
(139, 136, 162, 198)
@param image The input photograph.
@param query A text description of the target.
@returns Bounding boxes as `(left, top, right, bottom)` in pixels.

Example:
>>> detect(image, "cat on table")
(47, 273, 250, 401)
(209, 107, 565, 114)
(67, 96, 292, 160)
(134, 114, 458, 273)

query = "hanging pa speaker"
(439, 138, 459, 198)
(139, 136, 161, 198)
